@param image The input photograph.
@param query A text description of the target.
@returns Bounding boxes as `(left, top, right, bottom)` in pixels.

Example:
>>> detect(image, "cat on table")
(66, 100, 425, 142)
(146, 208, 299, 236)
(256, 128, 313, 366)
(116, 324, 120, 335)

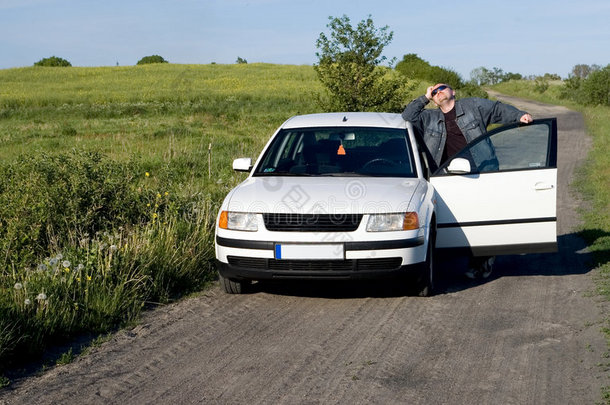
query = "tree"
(34, 56, 71, 67)
(136, 55, 168, 65)
(470, 66, 524, 85)
(236, 57, 248, 64)
(314, 15, 406, 112)
(571, 64, 601, 79)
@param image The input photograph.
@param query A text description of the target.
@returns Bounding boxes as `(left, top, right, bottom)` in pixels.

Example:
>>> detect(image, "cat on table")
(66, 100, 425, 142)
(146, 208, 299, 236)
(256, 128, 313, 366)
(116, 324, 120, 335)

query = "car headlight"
(219, 211, 258, 231)
(366, 212, 419, 232)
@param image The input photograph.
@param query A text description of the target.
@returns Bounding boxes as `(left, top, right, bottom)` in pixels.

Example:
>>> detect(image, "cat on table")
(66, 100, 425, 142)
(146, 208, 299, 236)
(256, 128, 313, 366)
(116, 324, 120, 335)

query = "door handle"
(534, 182, 554, 191)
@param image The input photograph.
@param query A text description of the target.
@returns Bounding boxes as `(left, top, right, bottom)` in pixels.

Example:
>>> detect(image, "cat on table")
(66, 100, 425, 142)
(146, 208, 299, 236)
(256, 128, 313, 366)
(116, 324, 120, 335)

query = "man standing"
(402, 83, 533, 167)
(402, 83, 533, 279)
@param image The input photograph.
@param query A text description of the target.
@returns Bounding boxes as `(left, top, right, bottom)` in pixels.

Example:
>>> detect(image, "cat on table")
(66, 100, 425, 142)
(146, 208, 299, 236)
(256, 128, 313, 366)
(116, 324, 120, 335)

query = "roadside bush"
(0, 151, 146, 269)
(0, 150, 216, 370)
(560, 64, 610, 106)
(34, 56, 71, 67)
(581, 65, 610, 106)
(396, 54, 463, 87)
(137, 55, 168, 65)
(534, 77, 550, 93)
(456, 82, 489, 99)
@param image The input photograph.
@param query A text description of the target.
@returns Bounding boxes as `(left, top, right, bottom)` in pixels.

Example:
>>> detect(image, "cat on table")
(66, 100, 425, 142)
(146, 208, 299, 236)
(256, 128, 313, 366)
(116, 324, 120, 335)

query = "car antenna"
(343, 116, 348, 122)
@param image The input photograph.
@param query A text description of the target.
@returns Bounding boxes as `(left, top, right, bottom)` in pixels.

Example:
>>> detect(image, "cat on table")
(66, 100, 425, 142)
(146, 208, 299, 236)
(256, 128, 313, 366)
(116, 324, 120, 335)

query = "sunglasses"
(431, 85, 448, 97)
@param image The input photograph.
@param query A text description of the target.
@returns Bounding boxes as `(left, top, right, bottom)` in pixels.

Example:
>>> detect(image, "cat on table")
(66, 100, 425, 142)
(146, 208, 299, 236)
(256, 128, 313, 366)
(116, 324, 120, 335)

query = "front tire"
(219, 274, 249, 294)
(415, 225, 436, 297)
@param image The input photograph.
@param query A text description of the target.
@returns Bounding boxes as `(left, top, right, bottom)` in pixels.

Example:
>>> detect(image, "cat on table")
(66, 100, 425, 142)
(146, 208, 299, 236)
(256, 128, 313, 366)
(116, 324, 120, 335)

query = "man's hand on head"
(425, 86, 435, 101)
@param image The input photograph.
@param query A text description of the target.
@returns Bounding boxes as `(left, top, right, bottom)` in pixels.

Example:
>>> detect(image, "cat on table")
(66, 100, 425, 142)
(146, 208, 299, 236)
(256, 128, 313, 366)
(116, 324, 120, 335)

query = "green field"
(0, 63, 330, 374)
(0, 65, 607, 385)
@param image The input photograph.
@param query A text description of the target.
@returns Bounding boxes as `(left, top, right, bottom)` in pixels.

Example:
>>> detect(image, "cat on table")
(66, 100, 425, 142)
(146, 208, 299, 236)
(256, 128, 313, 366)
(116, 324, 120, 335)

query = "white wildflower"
(109, 245, 118, 252)
(62, 260, 71, 268)
(77, 263, 85, 271)
(14, 282, 23, 290)
(37, 263, 47, 272)
(36, 293, 47, 301)
(56, 253, 63, 260)
(24, 299, 31, 305)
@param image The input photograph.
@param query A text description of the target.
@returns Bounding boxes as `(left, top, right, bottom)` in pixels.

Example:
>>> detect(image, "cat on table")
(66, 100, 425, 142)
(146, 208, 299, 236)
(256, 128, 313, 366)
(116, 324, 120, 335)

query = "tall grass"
(0, 63, 328, 373)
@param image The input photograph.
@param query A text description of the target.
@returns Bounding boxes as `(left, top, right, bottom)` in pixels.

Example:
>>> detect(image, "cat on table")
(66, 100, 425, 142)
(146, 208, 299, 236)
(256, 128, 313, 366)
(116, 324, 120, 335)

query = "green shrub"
(456, 82, 489, 99)
(396, 54, 463, 87)
(581, 65, 610, 106)
(136, 55, 168, 65)
(560, 64, 610, 106)
(534, 77, 550, 93)
(34, 56, 72, 67)
(0, 151, 147, 268)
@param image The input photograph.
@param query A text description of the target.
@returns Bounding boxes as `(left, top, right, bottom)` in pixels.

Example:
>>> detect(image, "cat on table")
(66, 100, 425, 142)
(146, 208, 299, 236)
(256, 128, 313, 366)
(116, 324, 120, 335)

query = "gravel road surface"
(1, 93, 607, 405)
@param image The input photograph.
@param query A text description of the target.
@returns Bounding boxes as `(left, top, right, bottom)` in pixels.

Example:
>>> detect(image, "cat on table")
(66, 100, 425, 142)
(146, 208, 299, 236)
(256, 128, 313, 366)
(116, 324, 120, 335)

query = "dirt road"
(1, 94, 607, 404)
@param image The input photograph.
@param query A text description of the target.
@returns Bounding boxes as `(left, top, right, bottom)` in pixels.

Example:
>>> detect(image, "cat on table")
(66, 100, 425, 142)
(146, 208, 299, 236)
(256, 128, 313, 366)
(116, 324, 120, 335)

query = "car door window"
(437, 119, 557, 174)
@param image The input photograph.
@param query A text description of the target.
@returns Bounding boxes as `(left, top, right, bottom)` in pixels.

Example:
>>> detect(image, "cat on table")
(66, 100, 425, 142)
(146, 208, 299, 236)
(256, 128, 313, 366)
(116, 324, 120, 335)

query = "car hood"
(224, 176, 426, 214)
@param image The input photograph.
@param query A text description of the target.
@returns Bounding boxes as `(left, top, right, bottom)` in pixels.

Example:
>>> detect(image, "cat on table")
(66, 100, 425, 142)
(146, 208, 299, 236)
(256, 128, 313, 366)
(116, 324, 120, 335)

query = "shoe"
(465, 256, 495, 279)
(464, 268, 480, 279)
(481, 256, 495, 279)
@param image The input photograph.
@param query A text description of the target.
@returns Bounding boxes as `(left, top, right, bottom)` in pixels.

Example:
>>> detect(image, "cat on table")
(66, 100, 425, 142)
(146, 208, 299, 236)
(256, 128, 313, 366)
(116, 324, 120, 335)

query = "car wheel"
(415, 226, 435, 297)
(219, 274, 249, 294)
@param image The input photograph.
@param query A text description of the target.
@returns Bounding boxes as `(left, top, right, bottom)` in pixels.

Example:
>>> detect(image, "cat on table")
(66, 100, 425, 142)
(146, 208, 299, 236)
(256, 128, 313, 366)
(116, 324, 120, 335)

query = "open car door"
(430, 118, 557, 256)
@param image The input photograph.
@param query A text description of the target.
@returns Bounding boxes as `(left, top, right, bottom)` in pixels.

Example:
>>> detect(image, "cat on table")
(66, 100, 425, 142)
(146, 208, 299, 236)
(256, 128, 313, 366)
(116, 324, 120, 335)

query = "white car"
(215, 112, 557, 296)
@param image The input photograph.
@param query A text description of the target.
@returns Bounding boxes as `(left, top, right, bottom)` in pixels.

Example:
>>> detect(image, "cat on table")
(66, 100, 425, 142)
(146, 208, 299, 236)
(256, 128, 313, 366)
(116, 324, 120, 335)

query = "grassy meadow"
(0, 64, 607, 388)
(0, 63, 327, 374)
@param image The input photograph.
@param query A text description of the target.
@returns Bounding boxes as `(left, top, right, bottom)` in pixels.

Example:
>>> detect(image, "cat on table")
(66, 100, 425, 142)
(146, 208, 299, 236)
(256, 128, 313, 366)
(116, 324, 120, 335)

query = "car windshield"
(254, 127, 416, 177)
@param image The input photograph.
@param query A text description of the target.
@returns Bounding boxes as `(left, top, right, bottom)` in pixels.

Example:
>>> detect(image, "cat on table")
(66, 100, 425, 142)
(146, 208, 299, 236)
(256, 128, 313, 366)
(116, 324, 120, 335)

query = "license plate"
(275, 244, 344, 260)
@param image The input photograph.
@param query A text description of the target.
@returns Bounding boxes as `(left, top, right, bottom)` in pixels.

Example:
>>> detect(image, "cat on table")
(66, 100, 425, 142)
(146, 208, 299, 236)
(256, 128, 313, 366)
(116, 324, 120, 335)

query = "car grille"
(263, 213, 363, 232)
(227, 256, 402, 272)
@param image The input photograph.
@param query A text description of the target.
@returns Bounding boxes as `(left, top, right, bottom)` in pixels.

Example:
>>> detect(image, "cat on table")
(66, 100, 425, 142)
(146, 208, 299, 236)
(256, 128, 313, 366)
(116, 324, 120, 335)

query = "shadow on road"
(249, 231, 602, 299)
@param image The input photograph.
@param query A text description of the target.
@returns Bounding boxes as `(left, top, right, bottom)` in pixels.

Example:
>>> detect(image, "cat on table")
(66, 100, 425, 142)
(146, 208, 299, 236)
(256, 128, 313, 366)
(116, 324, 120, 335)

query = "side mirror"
(446, 158, 471, 174)
(232, 158, 252, 172)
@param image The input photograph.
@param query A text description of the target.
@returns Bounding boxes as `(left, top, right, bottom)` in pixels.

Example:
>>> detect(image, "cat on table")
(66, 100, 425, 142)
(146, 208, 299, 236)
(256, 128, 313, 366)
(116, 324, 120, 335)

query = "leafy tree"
(503, 72, 523, 81)
(470, 66, 525, 85)
(136, 55, 168, 65)
(541, 73, 561, 81)
(571, 64, 601, 79)
(34, 56, 71, 67)
(314, 15, 406, 112)
(236, 57, 248, 64)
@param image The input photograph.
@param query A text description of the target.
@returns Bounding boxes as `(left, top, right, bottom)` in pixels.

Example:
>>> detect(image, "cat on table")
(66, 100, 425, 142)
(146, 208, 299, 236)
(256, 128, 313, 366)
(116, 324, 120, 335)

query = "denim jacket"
(402, 95, 528, 166)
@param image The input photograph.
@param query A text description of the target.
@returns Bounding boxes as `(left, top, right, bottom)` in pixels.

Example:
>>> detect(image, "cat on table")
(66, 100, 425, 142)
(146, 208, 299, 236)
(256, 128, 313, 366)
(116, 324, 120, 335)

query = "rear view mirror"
(447, 158, 471, 174)
(232, 158, 252, 172)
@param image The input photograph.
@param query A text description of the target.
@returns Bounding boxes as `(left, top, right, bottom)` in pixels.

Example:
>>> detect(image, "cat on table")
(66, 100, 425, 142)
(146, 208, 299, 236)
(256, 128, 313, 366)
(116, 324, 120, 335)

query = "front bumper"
(215, 234, 426, 281)
(216, 257, 422, 281)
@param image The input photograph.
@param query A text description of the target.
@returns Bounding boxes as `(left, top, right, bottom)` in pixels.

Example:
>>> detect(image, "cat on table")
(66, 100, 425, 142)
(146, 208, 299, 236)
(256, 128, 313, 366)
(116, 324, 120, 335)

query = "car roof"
(280, 112, 407, 130)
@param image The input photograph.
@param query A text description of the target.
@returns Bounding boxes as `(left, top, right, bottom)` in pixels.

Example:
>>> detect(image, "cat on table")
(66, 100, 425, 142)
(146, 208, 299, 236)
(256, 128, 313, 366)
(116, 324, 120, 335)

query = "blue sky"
(1, 0, 608, 79)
